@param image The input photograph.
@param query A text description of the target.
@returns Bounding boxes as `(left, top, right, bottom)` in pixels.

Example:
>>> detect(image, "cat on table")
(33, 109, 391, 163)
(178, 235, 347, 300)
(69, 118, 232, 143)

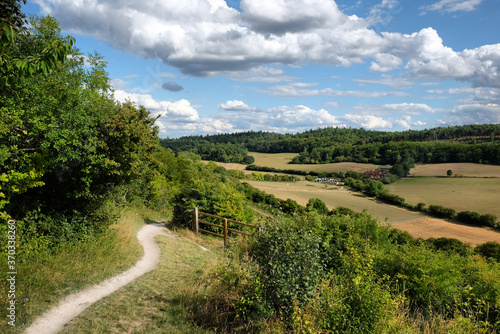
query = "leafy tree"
(306, 198, 329, 215)
(1, 15, 159, 223)
(447, 169, 453, 177)
(474, 242, 500, 262)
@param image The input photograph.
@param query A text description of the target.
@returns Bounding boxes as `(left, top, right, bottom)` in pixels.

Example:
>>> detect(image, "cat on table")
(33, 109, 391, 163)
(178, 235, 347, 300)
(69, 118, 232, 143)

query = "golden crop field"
(385, 176, 500, 218)
(244, 180, 423, 223)
(249, 152, 382, 173)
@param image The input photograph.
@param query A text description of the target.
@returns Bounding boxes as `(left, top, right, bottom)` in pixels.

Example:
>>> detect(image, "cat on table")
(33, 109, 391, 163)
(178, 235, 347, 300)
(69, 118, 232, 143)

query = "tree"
(1, 15, 159, 221)
(447, 169, 453, 177)
(306, 198, 329, 215)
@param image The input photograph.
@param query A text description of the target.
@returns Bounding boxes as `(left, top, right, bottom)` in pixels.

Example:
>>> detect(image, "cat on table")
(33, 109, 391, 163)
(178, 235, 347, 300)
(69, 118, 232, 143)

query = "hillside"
(161, 124, 500, 166)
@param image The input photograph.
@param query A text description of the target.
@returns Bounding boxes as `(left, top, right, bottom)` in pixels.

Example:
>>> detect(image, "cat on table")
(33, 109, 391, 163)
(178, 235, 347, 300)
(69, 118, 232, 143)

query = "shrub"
(426, 237, 471, 256)
(429, 205, 456, 219)
(479, 213, 497, 227)
(306, 198, 329, 215)
(474, 242, 500, 262)
(456, 211, 482, 225)
(329, 206, 359, 217)
(250, 221, 324, 317)
(389, 229, 415, 245)
(376, 191, 405, 206)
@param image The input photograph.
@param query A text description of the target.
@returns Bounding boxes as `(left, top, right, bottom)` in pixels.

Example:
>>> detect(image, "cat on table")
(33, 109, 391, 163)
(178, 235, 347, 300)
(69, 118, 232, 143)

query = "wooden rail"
(192, 207, 260, 246)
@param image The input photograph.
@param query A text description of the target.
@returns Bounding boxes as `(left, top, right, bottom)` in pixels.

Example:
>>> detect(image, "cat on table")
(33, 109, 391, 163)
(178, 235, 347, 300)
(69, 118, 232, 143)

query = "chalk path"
(24, 223, 168, 334)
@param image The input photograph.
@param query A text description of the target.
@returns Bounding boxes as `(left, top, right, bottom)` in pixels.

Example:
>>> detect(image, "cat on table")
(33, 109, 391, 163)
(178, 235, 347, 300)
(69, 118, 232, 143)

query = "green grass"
(244, 180, 423, 223)
(386, 177, 500, 218)
(411, 163, 500, 177)
(0, 207, 164, 333)
(58, 228, 224, 334)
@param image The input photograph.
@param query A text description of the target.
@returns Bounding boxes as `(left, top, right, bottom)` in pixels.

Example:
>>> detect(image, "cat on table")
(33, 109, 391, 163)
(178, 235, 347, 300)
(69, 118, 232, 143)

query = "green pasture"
(386, 177, 500, 218)
(411, 163, 500, 177)
(244, 180, 423, 223)
(249, 152, 381, 173)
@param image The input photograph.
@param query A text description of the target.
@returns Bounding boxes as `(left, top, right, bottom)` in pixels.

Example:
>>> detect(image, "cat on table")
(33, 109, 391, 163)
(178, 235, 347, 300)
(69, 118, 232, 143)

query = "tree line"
(161, 125, 500, 166)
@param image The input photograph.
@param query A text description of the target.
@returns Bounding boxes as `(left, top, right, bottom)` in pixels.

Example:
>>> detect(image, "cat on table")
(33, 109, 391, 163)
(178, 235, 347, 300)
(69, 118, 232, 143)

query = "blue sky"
(24, 0, 500, 138)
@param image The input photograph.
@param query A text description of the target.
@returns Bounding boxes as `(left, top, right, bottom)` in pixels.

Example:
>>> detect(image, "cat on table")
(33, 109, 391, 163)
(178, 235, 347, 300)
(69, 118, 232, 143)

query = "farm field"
(385, 177, 500, 218)
(393, 218, 500, 246)
(411, 163, 500, 177)
(244, 180, 423, 223)
(249, 152, 382, 173)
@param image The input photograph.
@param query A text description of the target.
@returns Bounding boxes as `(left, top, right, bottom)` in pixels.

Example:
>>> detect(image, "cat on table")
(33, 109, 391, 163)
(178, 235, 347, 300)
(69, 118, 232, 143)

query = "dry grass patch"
(249, 152, 381, 173)
(393, 217, 500, 246)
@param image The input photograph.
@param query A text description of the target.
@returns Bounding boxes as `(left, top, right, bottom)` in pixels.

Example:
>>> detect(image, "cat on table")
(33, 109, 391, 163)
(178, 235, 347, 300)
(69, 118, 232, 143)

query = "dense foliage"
(161, 125, 500, 167)
(160, 139, 254, 164)
(192, 204, 500, 333)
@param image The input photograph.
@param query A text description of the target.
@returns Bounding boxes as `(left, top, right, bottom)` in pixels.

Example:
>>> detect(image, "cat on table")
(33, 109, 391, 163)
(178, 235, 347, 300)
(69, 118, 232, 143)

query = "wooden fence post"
(223, 218, 228, 246)
(193, 207, 199, 234)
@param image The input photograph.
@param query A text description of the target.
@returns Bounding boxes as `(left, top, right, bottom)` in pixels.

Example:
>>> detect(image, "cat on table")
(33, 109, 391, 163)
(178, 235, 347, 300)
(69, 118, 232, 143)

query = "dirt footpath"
(392, 217, 500, 246)
(24, 223, 168, 334)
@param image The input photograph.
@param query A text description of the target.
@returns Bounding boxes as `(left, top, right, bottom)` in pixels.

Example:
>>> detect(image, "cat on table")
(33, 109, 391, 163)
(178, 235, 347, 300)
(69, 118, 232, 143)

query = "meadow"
(411, 163, 500, 177)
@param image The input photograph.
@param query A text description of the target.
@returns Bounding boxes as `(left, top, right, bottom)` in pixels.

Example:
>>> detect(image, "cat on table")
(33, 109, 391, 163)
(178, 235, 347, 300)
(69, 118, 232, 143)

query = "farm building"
(315, 178, 344, 185)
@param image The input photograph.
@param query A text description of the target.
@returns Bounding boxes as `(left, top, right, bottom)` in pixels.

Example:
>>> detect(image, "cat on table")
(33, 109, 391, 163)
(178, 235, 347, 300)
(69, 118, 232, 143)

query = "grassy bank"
(1, 207, 166, 333)
(58, 228, 224, 333)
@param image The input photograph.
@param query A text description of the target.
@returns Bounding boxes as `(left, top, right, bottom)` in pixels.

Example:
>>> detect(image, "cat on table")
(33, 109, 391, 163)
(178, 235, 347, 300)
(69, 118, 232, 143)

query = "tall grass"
(0, 206, 163, 333)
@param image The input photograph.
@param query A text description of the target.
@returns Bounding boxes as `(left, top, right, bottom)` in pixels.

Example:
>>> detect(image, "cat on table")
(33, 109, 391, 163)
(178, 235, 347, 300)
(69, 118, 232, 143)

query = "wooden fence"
(192, 207, 260, 246)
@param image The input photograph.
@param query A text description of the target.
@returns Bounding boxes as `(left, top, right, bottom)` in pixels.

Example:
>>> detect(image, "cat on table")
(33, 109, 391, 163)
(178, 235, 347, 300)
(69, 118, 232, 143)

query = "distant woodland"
(160, 124, 500, 165)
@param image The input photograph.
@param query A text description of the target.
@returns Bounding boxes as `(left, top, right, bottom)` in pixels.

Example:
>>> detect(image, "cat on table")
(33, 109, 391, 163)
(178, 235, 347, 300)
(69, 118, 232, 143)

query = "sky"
(23, 0, 500, 138)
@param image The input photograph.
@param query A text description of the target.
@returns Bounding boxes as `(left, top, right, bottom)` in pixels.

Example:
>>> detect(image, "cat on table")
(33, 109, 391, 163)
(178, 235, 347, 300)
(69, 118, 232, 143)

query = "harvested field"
(249, 152, 381, 173)
(411, 163, 500, 177)
(244, 180, 423, 223)
(392, 217, 500, 246)
(385, 177, 500, 217)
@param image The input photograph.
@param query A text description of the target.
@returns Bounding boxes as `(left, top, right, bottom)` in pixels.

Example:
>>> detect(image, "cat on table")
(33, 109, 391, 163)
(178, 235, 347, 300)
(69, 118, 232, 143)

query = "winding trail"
(24, 223, 168, 334)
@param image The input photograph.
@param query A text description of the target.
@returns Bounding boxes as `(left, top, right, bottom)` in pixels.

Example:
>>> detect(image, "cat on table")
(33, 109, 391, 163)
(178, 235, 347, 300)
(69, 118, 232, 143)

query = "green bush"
(376, 190, 405, 206)
(250, 221, 324, 317)
(457, 211, 482, 225)
(426, 237, 471, 257)
(306, 198, 329, 215)
(479, 213, 497, 227)
(429, 204, 456, 219)
(474, 242, 500, 262)
(388, 229, 415, 245)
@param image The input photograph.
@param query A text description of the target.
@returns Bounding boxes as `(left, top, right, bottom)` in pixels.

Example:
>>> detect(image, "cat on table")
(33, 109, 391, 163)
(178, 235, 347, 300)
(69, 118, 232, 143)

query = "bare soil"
(392, 217, 500, 246)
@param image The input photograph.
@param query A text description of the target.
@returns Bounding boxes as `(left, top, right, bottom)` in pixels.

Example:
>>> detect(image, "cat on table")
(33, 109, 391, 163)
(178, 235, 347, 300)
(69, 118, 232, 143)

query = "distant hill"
(160, 124, 500, 166)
